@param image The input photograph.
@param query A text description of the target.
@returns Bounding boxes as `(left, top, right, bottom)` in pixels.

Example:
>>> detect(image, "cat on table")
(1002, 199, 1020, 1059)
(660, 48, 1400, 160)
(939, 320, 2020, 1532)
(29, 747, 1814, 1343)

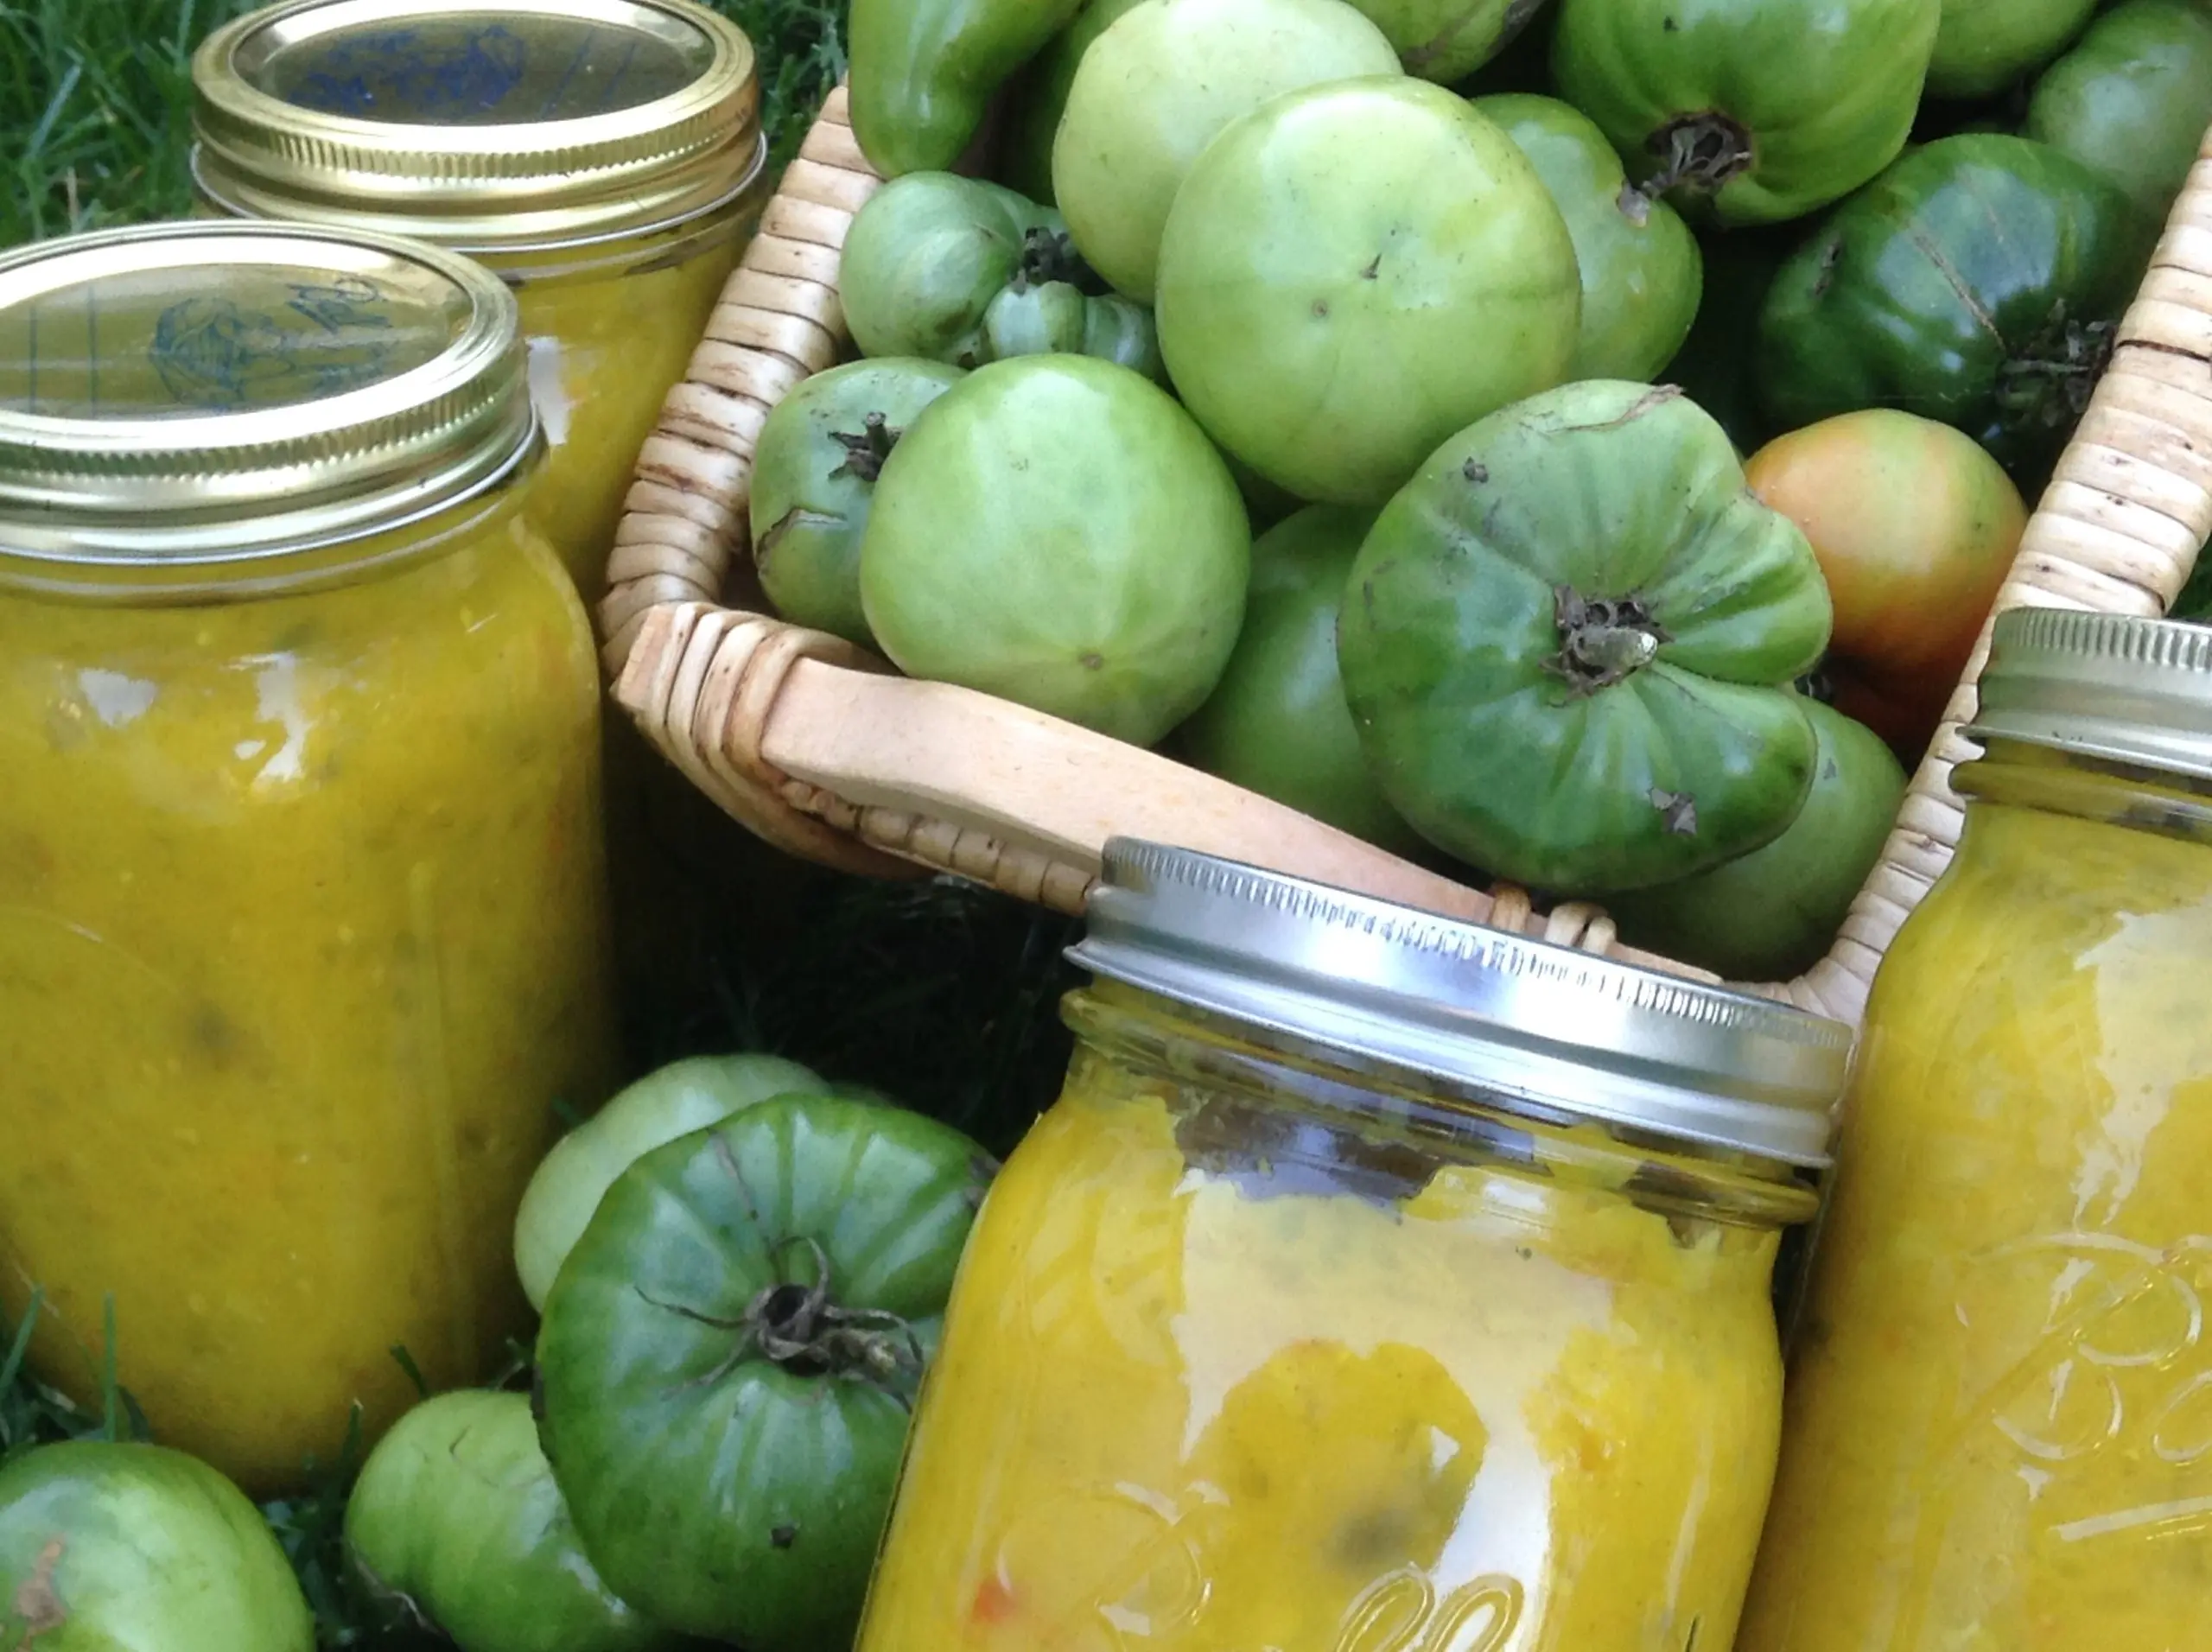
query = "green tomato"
(1473, 92, 1703, 381)
(513, 1052, 823, 1312)
(1053, 0, 1402, 303)
(1175, 506, 1425, 856)
(1339, 379, 1832, 895)
(1552, 0, 1941, 226)
(842, 173, 1162, 379)
(1756, 134, 2152, 486)
(1608, 698, 1907, 979)
(346, 1391, 669, 1652)
(997, 0, 1154, 204)
(752, 360, 968, 649)
(0, 1441, 311, 1652)
(849, 0, 1084, 177)
(1927, 0, 2096, 101)
(2026, 0, 2212, 220)
(536, 1095, 995, 1650)
(861, 355, 1251, 747)
(1345, 0, 1554, 80)
(1155, 78, 1580, 505)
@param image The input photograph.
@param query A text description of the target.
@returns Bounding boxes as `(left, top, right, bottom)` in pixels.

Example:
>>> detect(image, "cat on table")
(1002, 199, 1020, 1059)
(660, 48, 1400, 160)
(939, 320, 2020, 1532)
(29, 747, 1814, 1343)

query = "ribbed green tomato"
(1473, 92, 1702, 382)
(841, 174, 1160, 379)
(537, 1096, 994, 1650)
(1052, 0, 1402, 303)
(1551, 0, 1941, 226)
(2026, 0, 2212, 220)
(861, 355, 1251, 747)
(513, 1052, 824, 1312)
(346, 1391, 670, 1652)
(1339, 379, 1832, 895)
(1155, 77, 1580, 505)
(0, 1442, 311, 1652)
(1608, 698, 1906, 979)
(1175, 505, 1424, 856)
(751, 361, 968, 649)
(1926, 0, 2096, 100)
(1756, 134, 2151, 484)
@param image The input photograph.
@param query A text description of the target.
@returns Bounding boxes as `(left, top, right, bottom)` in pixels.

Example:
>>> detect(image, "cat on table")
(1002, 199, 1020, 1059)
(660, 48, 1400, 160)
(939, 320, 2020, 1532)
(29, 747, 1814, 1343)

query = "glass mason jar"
(0, 223, 618, 1492)
(190, 0, 769, 599)
(1739, 608, 2212, 1650)
(858, 842, 1850, 1652)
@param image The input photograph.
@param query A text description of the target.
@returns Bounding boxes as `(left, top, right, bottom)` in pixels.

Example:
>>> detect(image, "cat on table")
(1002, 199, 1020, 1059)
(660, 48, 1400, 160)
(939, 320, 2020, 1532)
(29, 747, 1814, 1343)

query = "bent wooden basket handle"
(601, 82, 2212, 1024)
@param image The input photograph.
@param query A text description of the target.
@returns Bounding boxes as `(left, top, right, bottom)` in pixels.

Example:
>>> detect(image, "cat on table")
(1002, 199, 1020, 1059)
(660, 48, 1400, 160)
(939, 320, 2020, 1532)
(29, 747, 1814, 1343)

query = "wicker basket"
(599, 82, 2212, 1026)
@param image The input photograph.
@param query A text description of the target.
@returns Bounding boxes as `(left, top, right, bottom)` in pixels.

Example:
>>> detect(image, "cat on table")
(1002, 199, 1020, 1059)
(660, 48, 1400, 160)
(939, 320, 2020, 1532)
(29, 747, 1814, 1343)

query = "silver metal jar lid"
(1967, 607, 2212, 778)
(1069, 842, 1851, 1168)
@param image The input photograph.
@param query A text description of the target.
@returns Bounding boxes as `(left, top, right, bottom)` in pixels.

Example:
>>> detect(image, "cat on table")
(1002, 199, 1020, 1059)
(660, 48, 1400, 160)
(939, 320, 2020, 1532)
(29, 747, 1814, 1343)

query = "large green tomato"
(513, 1052, 823, 1312)
(1175, 506, 1425, 856)
(1552, 0, 1941, 226)
(346, 1391, 669, 1652)
(849, 0, 1084, 177)
(841, 174, 1161, 379)
(537, 1096, 994, 1650)
(2026, 0, 2212, 220)
(1053, 0, 1402, 303)
(1608, 698, 1906, 979)
(0, 1441, 311, 1652)
(1473, 92, 1703, 382)
(751, 360, 968, 650)
(1155, 78, 1580, 506)
(1346, 0, 1554, 80)
(1339, 379, 1833, 895)
(861, 355, 1251, 747)
(1757, 134, 2152, 485)
(997, 0, 1148, 204)
(1926, 0, 2096, 100)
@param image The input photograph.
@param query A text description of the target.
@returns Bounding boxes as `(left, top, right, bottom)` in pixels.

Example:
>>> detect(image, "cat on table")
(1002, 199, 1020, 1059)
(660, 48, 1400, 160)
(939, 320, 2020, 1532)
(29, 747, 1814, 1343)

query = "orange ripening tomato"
(1746, 409, 2026, 758)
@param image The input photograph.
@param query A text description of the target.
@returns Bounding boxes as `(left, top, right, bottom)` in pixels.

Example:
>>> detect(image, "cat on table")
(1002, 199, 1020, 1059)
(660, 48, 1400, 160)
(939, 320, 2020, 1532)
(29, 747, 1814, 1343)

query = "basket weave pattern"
(601, 83, 2212, 1025)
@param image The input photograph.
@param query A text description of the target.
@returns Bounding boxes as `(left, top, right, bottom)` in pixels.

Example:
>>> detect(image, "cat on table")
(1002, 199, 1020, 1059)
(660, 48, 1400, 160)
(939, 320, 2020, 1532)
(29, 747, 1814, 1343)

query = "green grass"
(0, 3, 1081, 1643)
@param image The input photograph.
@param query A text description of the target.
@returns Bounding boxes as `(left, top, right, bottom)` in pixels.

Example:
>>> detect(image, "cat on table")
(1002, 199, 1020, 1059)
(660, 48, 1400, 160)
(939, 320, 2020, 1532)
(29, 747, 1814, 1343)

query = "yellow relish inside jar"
(857, 842, 1850, 1652)
(191, 0, 766, 597)
(0, 222, 618, 1492)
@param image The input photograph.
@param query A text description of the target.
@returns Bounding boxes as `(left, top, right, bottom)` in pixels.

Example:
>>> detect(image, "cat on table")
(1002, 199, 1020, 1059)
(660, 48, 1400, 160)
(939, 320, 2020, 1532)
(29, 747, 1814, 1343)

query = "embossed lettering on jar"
(191, 0, 769, 597)
(1739, 608, 2212, 1650)
(855, 842, 1850, 1652)
(0, 224, 617, 1493)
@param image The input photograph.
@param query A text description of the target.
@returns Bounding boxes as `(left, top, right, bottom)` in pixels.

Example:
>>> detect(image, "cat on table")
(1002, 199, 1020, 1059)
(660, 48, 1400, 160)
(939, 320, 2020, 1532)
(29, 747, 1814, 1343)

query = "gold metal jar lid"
(1968, 607, 2212, 780)
(0, 221, 535, 570)
(192, 0, 763, 253)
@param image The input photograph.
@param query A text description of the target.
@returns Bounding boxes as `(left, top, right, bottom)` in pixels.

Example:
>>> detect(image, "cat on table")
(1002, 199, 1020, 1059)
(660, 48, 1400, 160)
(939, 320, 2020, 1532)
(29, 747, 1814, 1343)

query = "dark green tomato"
(749, 360, 969, 650)
(1551, 0, 1941, 226)
(1339, 379, 1832, 895)
(1175, 506, 1425, 857)
(1756, 134, 2152, 485)
(2027, 0, 2212, 220)
(514, 1054, 826, 1313)
(346, 1392, 670, 1652)
(1927, 0, 2096, 101)
(1473, 92, 1703, 381)
(1665, 225, 1795, 456)
(850, 0, 1084, 177)
(0, 1442, 312, 1652)
(842, 173, 1162, 379)
(997, 0, 1149, 205)
(537, 1095, 995, 1650)
(1608, 698, 1906, 979)
(1347, 0, 1554, 81)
